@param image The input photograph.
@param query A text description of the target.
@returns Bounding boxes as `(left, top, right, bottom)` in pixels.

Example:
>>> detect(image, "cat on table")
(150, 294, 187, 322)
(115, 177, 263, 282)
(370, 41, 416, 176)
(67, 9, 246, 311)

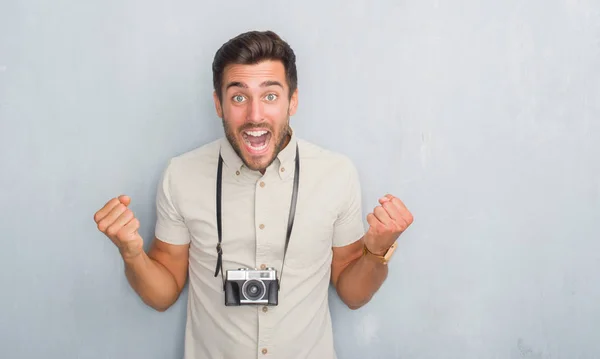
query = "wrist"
(121, 248, 145, 265)
(365, 245, 387, 256)
(362, 241, 398, 265)
(364, 241, 391, 257)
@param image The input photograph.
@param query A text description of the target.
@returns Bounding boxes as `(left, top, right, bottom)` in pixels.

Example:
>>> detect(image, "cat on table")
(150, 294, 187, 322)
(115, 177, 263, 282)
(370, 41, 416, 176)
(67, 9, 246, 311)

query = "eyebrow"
(225, 80, 284, 91)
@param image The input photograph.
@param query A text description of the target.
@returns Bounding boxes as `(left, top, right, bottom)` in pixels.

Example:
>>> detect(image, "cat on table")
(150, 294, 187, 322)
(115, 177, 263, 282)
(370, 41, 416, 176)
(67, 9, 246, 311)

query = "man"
(94, 30, 413, 359)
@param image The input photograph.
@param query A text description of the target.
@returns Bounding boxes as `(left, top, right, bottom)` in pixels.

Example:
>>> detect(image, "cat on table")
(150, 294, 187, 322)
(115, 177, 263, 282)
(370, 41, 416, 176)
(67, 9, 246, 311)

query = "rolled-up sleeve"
(332, 158, 365, 247)
(154, 160, 191, 245)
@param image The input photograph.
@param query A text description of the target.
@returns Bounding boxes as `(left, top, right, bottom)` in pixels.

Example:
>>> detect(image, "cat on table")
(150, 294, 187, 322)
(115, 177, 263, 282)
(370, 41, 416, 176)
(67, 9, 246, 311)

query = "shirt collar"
(275, 129, 298, 180)
(219, 129, 298, 181)
(219, 136, 244, 177)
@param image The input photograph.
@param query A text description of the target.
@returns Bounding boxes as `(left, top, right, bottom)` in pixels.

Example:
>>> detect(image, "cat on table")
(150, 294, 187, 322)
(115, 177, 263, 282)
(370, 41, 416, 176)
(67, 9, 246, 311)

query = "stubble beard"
(222, 116, 292, 172)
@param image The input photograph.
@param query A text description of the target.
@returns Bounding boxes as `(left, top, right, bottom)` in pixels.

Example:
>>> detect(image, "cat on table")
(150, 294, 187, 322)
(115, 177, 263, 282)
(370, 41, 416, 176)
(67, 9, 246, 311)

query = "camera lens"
(242, 279, 265, 301)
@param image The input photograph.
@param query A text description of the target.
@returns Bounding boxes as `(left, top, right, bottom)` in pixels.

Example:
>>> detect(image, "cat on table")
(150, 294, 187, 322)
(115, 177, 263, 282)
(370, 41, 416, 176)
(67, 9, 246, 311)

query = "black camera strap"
(214, 143, 300, 291)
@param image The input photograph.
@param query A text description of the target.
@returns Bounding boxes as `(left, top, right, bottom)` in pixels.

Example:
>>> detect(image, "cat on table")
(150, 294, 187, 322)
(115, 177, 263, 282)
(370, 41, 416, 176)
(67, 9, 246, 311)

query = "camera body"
(224, 267, 279, 306)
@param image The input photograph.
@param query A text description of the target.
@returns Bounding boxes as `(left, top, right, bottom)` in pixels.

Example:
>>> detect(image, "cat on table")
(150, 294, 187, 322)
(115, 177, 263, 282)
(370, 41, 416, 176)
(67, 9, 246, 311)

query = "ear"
(213, 91, 223, 118)
(288, 88, 299, 116)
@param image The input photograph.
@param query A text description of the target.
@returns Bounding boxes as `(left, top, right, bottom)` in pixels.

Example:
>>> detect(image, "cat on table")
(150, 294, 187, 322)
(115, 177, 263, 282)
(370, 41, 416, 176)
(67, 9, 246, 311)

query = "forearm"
(335, 252, 388, 310)
(123, 252, 181, 311)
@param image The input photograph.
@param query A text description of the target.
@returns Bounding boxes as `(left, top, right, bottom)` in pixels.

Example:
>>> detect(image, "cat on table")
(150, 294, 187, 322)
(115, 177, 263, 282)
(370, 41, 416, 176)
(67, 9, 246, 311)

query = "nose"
(247, 98, 265, 123)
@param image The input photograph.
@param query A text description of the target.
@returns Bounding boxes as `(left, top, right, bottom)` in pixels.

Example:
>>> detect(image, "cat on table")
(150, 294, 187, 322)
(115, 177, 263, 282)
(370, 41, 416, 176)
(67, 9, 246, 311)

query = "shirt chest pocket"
(283, 208, 336, 269)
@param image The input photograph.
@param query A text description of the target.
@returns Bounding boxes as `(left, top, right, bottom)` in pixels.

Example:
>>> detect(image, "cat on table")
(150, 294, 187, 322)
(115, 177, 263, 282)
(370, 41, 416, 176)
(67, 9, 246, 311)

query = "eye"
(232, 95, 246, 103)
(265, 93, 278, 102)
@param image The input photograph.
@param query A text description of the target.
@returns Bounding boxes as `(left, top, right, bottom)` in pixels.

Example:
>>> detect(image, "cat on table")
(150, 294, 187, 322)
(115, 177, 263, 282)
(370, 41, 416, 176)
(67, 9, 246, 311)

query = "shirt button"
(260, 181, 265, 187)
(236, 171, 240, 176)
(262, 348, 268, 355)
(259, 224, 265, 230)
(262, 306, 268, 313)
(260, 264, 266, 270)
(280, 167, 285, 172)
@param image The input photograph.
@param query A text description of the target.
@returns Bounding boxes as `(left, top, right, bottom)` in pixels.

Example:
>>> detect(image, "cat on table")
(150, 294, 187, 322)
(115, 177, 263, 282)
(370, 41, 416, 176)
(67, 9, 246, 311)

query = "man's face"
(213, 60, 298, 172)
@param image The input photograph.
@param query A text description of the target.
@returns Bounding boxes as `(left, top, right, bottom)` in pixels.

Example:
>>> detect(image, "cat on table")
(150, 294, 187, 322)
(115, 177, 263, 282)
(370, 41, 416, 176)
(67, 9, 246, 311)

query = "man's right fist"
(94, 195, 144, 259)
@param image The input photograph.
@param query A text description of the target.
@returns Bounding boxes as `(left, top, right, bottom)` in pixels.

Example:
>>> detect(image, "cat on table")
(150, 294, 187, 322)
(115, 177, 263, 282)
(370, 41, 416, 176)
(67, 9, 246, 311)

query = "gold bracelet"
(362, 242, 398, 265)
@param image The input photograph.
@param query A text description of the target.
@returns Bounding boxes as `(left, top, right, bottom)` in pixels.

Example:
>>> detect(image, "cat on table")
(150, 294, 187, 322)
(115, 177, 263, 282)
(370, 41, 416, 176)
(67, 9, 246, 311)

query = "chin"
(223, 121, 289, 172)
(243, 149, 276, 171)
(237, 128, 277, 170)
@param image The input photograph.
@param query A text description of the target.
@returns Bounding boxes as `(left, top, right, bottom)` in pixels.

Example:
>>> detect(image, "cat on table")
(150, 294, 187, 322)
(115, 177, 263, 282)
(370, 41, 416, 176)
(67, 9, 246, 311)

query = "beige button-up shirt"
(155, 130, 365, 359)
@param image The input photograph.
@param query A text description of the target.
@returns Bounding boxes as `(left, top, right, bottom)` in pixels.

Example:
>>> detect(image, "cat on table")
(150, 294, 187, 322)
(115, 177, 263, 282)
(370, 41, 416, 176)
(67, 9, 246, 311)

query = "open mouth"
(241, 129, 272, 155)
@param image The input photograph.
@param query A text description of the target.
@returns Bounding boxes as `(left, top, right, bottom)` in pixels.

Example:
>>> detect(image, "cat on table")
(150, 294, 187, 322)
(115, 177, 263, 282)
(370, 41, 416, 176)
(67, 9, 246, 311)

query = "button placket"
(255, 174, 273, 357)
(257, 306, 272, 357)
(255, 177, 269, 270)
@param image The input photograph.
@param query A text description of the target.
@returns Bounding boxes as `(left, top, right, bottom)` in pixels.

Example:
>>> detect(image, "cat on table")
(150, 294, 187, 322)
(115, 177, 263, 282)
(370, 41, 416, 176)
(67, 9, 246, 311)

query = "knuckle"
(106, 225, 119, 237)
(116, 227, 128, 239)
(97, 221, 107, 232)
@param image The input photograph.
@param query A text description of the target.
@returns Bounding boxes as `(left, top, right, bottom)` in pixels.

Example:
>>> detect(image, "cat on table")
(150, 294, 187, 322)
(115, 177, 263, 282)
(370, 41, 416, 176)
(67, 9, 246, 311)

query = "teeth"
(244, 130, 268, 137)
(242, 130, 270, 152)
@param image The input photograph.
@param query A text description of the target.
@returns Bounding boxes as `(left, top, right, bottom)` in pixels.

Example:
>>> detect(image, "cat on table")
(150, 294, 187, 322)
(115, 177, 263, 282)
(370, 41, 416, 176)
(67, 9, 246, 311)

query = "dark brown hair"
(212, 30, 298, 102)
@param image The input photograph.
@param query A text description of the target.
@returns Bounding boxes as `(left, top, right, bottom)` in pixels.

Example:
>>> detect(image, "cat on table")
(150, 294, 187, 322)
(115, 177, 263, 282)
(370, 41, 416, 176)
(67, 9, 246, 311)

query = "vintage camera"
(224, 267, 279, 306)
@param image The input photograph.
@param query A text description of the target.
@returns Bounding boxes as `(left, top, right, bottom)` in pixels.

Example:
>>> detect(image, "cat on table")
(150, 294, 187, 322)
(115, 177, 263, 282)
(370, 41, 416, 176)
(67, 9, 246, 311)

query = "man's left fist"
(364, 194, 413, 255)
